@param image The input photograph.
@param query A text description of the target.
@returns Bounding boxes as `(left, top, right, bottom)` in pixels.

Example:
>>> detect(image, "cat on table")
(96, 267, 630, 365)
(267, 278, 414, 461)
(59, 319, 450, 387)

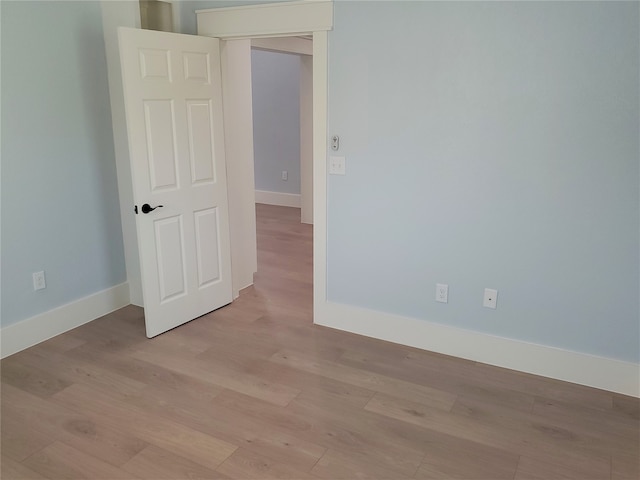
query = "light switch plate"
(329, 156, 346, 175)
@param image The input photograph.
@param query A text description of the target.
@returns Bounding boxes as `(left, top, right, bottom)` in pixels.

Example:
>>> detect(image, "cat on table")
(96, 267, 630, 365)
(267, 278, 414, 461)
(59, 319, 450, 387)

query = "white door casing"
(118, 27, 232, 337)
(196, 1, 332, 319)
(219, 39, 258, 298)
(300, 53, 313, 225)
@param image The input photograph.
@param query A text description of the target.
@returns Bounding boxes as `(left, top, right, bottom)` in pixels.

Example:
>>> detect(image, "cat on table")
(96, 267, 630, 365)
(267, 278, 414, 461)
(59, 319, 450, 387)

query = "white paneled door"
(118, 27, 232, 337)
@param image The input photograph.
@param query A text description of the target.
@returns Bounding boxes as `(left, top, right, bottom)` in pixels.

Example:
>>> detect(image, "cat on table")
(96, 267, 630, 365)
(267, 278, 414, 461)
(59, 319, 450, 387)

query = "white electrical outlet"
(329, 155, 346, 175)
(33, 271, 46, 291)
(436, 283, 448, 303)
(483, 288, 498, 309)
(281, 170, 288, 181)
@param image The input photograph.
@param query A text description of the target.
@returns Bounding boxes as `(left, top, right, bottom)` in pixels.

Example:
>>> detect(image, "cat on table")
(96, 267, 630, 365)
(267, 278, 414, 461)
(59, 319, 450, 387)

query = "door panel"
(194, 208, 221, 287)
(119, 27, 232, 337)
(154, 215, 187, 302)
(186, 100, 216, 184)
(139, 48, 171, 79)
(144, 100, 179, 190)
(183, 52, 210, 82)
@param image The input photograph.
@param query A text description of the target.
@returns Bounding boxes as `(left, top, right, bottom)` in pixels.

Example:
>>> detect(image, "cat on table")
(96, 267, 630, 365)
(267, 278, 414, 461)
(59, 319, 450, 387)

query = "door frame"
(196, 0, 332, 322)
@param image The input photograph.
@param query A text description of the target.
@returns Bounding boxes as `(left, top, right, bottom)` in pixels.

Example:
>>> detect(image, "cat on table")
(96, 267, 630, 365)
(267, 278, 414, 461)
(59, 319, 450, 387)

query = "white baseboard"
(315, 301, 640, 397)
(255, 190, 301, 208)
(1, 282, 130, 359)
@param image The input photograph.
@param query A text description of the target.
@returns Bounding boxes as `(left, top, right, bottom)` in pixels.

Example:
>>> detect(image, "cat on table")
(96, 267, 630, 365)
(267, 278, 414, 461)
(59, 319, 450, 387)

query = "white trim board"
(315, 301, 640, 398)
(255, 190, 301, 208)
(251, 36, 312, 56)
(0, 283, 130, 359)
(197, 0, 333, 38)
(101, 1, 144, 307)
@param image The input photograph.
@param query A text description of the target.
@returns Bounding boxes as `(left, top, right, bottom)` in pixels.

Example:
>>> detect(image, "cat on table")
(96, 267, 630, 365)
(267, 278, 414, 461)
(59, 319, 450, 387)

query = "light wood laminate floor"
(2, 204, 638, 479)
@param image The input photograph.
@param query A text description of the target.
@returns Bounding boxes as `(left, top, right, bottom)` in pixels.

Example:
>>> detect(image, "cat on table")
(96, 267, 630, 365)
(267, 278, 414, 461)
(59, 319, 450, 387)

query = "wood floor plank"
(514, 454, 611, 480)
(22, 441, 136, 480)
(120, 384, 264, 447)
(1, 455, 48, 480)
(194, 333, 284, 373)
(365, 392, 612, 478)
(64, 342, 225, 401)
(8, 347, 146, 397)
(363, 392, 499, 448)
(202, 297, 266, 324)
(122, 445, 229, 479)
(129, 324, 218, 356)
(270, 349, 457, 411)
(532, 396, 639, 454)
(2, 383, 148, 467)
(339, 348, 536, 413)
(1, 359, 72, 399)
(415, 436, 519, 479)
(122, 385, 326, 472)
(213, 389, 425, 477)
(286, 373, 376, 409)
(231, 315, 346, 362)
(31, 334, 86, 355)
(612, 450, 640, 480)
(197, 337, 376, 408)
(470, 362, 615, 410)
(65, 307, 146, 351)
(0, 412, 54, 463)
(216, 448, 318, 479)
(612, 393, 640, 421)
(234, 430, 326, 472)
(52, 383, 237, 471)
(310, 449, 413, 479)
(130, 343, 301, 407)
(286, 397, 429, 476)
(450, 395, 613, 475)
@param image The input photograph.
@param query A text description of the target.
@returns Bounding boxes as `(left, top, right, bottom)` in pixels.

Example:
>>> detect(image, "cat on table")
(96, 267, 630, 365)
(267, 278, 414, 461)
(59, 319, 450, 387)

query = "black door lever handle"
(141, 203, 163, 214)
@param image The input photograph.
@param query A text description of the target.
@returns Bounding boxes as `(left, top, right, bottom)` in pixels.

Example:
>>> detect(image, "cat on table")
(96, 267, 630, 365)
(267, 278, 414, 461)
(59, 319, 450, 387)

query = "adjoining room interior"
(250, 37, 314, 319)
(1, 1, 638, 478)
(251, 40, 313, 225)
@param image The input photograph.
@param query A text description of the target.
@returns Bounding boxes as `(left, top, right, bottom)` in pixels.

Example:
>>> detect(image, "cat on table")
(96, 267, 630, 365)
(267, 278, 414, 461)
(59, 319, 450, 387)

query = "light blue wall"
(1, 1, 126, 326)
(251, 49, 301, 195)
(327, 1, 640, 363)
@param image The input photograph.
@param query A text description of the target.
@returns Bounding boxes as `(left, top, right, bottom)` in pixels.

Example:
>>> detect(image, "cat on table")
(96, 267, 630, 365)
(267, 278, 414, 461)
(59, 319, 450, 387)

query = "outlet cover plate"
(33, 271, 46, 291)
(329, 156, 346, 175)
(483, 288, 498, 309)
(436, 283, 448, 303)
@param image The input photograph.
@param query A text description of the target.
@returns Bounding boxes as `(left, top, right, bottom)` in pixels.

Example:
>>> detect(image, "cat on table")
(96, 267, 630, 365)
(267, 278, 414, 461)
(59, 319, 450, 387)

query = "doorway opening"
(193, 0, 332, 327)
(217, 32, 319, 306)
(250, 37, 313, 225)
(247, 37, 314, 323)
